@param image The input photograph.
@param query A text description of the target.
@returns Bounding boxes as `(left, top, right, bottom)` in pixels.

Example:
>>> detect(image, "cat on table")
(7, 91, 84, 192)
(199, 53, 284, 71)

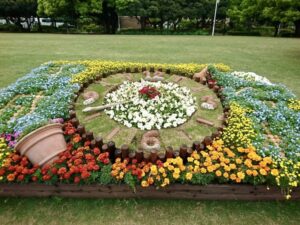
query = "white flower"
(104, 80, 197, 130)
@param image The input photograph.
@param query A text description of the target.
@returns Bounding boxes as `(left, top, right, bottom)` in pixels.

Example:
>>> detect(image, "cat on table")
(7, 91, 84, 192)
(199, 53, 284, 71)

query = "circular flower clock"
(0, 61, 299, 200)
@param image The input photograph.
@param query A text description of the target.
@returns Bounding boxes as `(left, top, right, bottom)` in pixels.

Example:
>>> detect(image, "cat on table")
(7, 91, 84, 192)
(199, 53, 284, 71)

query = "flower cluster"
(111, 139, 280, 188)
(52, 60, 231, 84)
(0, 63, 80, 136)
(0, 138, 11, 173)
(104, 80, 197, 130)
(1, 132, 20, 148)
(209, 65, 299, 161)
(288, 99, 300, 111)
(274, 159, 300, 189)
(139, 86, 160, 99)
(231, 71, 273, 85)
(222, 102, 256, 148)
(0, 121, 111, 184)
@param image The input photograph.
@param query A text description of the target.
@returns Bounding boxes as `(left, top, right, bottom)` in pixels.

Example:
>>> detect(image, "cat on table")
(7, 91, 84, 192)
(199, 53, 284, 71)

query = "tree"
(262, 0, 300, 37)
(227, 0, 264, 30)
(37, 0, 102, 27)
(0, 0, 38, 31)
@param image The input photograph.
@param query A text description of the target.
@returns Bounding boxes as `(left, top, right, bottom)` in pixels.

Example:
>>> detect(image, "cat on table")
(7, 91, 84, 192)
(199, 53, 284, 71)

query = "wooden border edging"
(0, 184, 299, 200)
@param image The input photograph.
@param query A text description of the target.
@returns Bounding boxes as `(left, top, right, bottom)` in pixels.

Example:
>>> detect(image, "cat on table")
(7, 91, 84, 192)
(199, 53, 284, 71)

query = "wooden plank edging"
(0, 184, 299, 200)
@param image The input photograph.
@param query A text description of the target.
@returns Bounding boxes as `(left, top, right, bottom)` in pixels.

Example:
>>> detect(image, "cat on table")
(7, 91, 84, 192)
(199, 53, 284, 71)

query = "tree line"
(0, 0, 299, 37)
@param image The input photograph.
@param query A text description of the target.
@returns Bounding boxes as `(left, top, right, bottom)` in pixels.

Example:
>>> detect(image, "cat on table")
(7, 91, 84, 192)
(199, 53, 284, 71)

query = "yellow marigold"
(187, 157, 194, 163)
(259, 168, 267, 176)
(246, 169, 253, 176)
(200, 168, 207, 173)
(111, 170, 118, 177)
(224, 165, 231, 172)
(192, 152, 200, 160)
(150, 165, 158, 175)
(252, 170, 258, 176)
(244, 159, 253, 168)
(237, 172, 245, 180)
(271, 169, 279, 176)
(259, 161, 267, 168)
(237, 147, 244, 153)
(194, 160, 200, 166)
(175, 157, 183, 165)
(207, 165, 216, 172)
(215, 170, 222, 177)
(159, 167, 165, 174)
(167, 165, 175, 171)
(179, 165, 186, 171)
(229, 163, 237, 170)
(236, 158, 243, 164)
(230, 174, 237, 181)
(174, 168, 180, 174)
(161, 178, 170, 187)
(263, 157, 272, 164)
(187, 165, 193, 171)
(185, 172, 193, 180)
(193, 166, 200, 172)
(115, 158, 121, 163)
(147, 177, 154, 184)
(141, 180, 149, 187)
(223, 172, 229, 178)
(173, 172, 180, 179)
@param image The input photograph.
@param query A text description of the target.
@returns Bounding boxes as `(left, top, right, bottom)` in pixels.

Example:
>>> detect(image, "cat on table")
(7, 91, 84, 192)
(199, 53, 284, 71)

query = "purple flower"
(50, 118, 64, 124)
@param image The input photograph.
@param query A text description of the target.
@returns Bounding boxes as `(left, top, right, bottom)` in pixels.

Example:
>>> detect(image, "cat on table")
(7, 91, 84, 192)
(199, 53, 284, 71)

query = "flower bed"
(0, 60, 299, 200)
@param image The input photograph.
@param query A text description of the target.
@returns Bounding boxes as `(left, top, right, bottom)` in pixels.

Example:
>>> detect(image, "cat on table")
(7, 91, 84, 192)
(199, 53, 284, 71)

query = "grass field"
(0, 33, 300, 225)
(0, 33, 299, 96)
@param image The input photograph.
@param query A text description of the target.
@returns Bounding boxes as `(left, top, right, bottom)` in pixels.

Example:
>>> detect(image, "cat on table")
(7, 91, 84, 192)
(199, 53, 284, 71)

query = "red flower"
(93, 165, 100, 171)
(93, 148, 101, 155)
(12, 154, 20, 162)
(42, 175, 51, 181)
(8, 166, 15, 172)
(67, 127, 76, 135)
(139, 86, 160, 99)
(21, 168, 29, 175)
(84, 141, 91, 147)
(103, 158, 110, 165)
(73, 134, 81, 143)
(16, 166, 23, 173)
(81, 171, 90, 179)
(63, 172, 71, 180)
(74, 176, 81, 183)
(74, 158, 83, 166)
(31, 176, 38, 182)
(17, 174, 24, 181)
(85, 153, 94, 160)
(7, 173, 15, 181)
(51, 167, 58, 175)
(57, 167, 67, 175)
(0, 168, 5, 176)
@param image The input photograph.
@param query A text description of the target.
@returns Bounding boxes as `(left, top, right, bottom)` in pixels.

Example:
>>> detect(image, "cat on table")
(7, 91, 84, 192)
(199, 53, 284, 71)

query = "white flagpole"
(212, 0, 220, 36)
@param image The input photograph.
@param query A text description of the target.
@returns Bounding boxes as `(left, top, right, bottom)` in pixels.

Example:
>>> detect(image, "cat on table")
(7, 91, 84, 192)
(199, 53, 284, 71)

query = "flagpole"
(212, 0, 219, 36)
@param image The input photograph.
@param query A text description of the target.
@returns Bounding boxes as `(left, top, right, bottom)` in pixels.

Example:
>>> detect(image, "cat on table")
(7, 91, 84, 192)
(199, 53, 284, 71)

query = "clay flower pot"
(15, 123, 67, 166)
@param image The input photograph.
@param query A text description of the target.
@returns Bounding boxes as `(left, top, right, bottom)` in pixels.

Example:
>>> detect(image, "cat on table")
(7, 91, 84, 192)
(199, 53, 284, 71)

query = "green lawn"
(0, 33, 300, 225)
(0, 198, 300, 225)
(0, 33, 299, 96)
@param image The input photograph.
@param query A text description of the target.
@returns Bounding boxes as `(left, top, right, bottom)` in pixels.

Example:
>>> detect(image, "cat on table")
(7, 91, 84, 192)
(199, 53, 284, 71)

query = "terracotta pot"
(15, 123, 67, 166)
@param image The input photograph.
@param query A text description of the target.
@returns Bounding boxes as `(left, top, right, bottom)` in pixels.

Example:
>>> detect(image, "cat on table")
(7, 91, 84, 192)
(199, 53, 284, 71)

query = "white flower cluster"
(104, 80, 197, 130)
(231, 71, 273, 85)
